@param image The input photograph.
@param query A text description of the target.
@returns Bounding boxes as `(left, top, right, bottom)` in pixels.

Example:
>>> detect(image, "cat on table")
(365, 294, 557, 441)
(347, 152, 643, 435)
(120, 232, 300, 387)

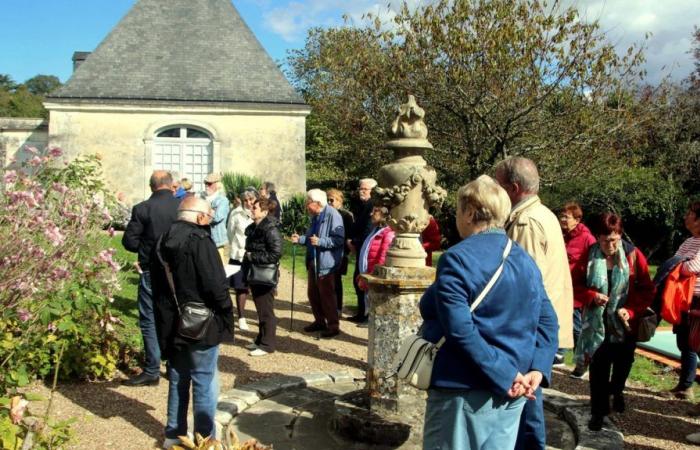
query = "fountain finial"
(390, 95, 428, 140)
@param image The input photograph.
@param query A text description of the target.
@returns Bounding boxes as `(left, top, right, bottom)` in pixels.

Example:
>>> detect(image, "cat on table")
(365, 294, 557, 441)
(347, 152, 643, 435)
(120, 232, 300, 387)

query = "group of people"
(118, 156, 700, 449)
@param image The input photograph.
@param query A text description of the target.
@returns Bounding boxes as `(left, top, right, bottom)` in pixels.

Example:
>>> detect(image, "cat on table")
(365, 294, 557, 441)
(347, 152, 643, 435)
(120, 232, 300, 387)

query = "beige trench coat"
(505, 195, 574, 349)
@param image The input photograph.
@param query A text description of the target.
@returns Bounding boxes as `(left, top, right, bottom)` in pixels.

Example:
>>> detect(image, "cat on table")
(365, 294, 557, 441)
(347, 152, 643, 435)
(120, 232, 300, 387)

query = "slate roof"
(50, 0, 304, 105)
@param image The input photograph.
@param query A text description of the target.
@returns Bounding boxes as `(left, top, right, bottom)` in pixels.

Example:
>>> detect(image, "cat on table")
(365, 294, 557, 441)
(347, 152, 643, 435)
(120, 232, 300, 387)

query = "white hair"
(494, 157, 540, 194)
(359, 178, 377, 189)
(307, 188, 327, 207)
(178, 197, 211, 223)
(457, 175, 511, 228)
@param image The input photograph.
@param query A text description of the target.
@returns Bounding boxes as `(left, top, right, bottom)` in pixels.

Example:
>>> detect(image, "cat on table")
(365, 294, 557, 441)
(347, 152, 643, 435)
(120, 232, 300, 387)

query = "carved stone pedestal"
(333, 266, 434, 447)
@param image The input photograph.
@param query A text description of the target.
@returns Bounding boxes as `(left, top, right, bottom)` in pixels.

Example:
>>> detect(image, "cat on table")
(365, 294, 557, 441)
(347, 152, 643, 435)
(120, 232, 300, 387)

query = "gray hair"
(359, 178, 377, 189)
(178, 197, 211, 223)
(307, 188, 327, 207)
(262, 181, 276, 193)
(494, 157, 540, 194)
(457, 175, 511, 228)
(240, 188, 258, 201)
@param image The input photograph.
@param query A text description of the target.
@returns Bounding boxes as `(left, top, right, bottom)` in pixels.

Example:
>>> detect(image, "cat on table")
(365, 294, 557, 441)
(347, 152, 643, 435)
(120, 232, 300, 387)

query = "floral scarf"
(575, 243, 629, 365)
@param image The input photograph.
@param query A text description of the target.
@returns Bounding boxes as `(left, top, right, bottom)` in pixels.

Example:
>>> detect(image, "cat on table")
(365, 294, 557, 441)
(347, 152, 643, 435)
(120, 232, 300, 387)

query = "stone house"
(1, 0, 309, 203)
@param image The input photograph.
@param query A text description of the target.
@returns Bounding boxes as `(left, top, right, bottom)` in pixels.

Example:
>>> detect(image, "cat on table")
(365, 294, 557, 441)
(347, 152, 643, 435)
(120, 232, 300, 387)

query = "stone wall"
(0, 118, 49, 167)
(44, 100, 309, 204)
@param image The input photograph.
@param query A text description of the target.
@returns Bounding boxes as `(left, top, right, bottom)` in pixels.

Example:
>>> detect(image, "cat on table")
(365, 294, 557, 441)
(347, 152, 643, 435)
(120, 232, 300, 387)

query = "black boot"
(122, 372, 160, 387)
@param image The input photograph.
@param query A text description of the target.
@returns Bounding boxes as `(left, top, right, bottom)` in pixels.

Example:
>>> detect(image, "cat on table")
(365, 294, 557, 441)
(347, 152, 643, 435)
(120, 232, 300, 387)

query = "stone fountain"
(333, 96, 447, 447)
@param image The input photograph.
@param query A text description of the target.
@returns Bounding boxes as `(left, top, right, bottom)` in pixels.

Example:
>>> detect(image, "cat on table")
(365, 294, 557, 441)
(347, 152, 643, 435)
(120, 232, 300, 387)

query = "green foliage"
(221, 172, 263, 204)
(0, 394, 74, 449)
(280, 193, 311, 236)
(23, 75, 61, 96)
(0, 85, 47, 118)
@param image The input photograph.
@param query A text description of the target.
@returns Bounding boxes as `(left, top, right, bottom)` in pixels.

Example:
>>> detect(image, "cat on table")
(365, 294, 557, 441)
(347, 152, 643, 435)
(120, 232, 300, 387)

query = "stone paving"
(211, 371, 623, 450)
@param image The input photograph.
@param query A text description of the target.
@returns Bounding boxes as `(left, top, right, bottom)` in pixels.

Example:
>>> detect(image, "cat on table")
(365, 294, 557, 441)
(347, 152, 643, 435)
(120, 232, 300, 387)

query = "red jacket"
(565, 223, 596, 308)
(421, 216, 442, 266)
(358, 226, 395, 291)
(574, 242, 655, 327)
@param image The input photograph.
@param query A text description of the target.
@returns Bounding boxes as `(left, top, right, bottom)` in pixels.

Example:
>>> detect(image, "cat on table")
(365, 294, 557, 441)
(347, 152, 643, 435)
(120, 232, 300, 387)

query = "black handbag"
(156, 237, 213, 341)
(245, 262, 279, 287)
(635, 307, 658, 343)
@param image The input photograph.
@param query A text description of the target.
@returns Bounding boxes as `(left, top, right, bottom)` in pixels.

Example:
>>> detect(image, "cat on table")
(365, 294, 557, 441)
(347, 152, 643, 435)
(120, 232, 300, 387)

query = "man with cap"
(122, 170, 181, 386)
(203, 173, 230, 264)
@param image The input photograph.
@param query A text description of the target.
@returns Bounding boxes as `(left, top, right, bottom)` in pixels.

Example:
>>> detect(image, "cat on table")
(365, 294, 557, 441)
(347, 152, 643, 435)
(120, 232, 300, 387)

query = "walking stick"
(290, 243, 296, 331)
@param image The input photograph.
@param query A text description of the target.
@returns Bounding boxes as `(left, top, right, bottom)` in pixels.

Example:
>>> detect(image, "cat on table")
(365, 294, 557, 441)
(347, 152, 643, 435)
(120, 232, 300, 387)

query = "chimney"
(72, 52, 91, 72)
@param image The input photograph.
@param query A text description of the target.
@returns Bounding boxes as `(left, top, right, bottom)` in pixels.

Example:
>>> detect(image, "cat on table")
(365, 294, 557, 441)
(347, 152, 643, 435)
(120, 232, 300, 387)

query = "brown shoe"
(303, 322, 326, 333)
(676, 387, 694, 400)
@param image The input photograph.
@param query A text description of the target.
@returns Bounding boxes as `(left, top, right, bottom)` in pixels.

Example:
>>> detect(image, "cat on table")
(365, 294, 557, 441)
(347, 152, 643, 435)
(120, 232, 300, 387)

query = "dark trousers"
(334, 271, 344, 312)
(307, 263, 339, 332)
(515, 387, 545, 450)
(676, 319, 698, 389)
(251, 286, 277, 352)
(589, 338, 636, 416)
(573, 307, 583, 349)
(353, 256, 367, 317)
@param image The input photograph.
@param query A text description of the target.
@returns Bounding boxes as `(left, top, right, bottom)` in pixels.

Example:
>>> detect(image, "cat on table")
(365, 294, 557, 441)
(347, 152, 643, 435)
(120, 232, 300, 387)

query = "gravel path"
(22, 267, 700, 449)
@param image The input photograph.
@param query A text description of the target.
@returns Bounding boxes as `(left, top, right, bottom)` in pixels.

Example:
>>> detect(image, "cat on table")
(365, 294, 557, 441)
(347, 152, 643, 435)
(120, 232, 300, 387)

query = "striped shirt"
(675, 237, 700, 295)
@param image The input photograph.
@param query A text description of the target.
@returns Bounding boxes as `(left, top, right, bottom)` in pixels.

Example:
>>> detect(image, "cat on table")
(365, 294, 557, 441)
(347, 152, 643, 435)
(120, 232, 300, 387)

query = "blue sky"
(1, 0, 698, 85)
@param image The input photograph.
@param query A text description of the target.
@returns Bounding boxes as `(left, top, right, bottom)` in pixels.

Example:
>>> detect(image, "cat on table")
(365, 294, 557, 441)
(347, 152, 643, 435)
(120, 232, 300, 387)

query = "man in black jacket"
(122, 170, 180, 386)
(347, 178, 376, 323)
(150, 196, 232, 448)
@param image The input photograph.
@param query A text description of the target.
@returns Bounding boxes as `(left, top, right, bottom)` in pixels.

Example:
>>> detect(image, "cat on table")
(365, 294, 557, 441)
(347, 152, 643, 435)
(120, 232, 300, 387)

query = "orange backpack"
(661, 264, 697, 325)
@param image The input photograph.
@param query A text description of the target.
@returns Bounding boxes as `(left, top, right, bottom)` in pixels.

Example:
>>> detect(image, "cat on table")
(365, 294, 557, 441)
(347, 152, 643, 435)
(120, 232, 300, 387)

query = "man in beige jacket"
(496, 156, 572, 450)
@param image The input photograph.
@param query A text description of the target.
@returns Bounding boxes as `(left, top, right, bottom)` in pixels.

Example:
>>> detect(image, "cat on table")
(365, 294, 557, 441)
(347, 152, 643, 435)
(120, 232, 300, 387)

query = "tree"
(23, 74, 61, 96)
(0, 74, 17, 92)
(288, 0, 650, 192)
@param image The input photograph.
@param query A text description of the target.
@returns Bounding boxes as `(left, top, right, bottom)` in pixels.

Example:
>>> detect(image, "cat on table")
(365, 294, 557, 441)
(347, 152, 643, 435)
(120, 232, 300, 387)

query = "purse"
(156, 236, 214, 341)
(635, 307, 658, 343)
(393, 239, 513, 390)
(245, 262, 279, 287)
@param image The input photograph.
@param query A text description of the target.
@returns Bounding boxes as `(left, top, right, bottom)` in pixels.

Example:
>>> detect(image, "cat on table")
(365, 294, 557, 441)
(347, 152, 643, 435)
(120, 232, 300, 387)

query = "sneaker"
(553, 353, 566, 368)
(570, 363, 589, 379)
(245, 343, 257, 350)
(676, 387, 695, 400)
(612, 394, 625, 413)
(249, 348, 268, 357)
(238, 318, 249, 331)
(588, 415, 604, 431)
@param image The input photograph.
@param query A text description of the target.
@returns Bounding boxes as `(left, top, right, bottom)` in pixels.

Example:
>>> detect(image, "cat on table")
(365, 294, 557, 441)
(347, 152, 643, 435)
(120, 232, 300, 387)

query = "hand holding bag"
(393, 239, 513, 390)
(156, 236, 213, 341)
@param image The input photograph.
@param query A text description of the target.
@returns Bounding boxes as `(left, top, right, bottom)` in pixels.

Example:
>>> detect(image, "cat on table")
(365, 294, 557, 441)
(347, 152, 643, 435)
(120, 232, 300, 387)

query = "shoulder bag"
(245, 262, 280, 287)
(155, 236, 214, 341)
(393, 239, 513, 390)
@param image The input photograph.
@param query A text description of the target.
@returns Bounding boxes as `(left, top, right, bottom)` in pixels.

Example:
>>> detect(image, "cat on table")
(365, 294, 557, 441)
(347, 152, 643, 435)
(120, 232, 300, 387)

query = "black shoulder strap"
(155, 235, 180, 311)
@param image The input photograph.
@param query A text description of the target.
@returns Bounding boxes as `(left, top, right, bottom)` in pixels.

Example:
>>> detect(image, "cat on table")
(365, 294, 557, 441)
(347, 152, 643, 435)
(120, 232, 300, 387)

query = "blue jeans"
(515, 387, 544, 450)
(676, 322, 698, 389)
(423, 388, 525, 450)
(165, 344, 220, 439)
(137, 271, 161, 377)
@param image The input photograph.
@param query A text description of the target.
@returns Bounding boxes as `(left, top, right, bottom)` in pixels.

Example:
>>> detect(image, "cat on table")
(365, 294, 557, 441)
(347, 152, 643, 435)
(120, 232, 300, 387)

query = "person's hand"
(521, 371, 543, 400)
(593, 292, 609, 307)
(507, 372, 528, 398)
(617, 307, 630, 322)
(346, 239, 355, 253)
(309, 234, 319, 246)
(291, 233, 299, 243)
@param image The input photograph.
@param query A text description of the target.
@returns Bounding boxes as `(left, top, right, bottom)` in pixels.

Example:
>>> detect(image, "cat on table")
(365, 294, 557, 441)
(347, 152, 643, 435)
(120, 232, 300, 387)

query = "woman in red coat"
(559, 202, 596, 376)
(421, 216, 442, 266)
(356, 207, 395, 322)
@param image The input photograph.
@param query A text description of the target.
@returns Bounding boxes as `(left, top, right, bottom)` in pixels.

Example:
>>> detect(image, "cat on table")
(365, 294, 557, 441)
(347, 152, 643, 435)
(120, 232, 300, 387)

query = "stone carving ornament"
(375, 95, 447, 267)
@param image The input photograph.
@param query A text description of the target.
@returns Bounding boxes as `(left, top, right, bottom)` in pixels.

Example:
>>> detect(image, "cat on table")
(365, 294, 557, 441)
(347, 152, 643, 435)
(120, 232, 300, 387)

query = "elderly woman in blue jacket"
(420, 175, 559, 450)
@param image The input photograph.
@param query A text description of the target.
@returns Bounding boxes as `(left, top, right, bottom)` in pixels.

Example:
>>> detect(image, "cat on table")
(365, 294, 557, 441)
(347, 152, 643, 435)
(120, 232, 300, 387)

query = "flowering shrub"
(0, 146, 126, 391)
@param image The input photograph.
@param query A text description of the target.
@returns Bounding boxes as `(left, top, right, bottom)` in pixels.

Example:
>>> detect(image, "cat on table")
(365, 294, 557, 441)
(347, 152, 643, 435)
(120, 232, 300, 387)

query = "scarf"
(575, 243, 630, 365)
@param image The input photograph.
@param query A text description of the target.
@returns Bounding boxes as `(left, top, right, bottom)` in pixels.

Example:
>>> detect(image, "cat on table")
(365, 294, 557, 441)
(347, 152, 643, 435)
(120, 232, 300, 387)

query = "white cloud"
(260, 0, 699, 82)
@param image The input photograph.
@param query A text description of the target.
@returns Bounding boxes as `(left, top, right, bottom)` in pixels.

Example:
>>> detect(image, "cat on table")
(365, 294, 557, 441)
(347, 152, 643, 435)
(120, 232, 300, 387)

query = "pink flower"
(9, 397, 28, 424)
(44, 223, 65, 246)
(108, 227, 115, 237)
(48, 147, 63, 157)
(47, 323, 57, 333)
(23, 146, 38, 155)
(27, 156, 42, 167)
(3, 170, 17, 184)
(51, 268, 70, 280)
(52, 182, 68, 194)
(17, 309, 31, 322)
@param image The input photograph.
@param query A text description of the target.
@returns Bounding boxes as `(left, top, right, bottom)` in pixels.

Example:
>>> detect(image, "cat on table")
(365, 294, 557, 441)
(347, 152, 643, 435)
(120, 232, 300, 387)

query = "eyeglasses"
(181, 209, 213, 219)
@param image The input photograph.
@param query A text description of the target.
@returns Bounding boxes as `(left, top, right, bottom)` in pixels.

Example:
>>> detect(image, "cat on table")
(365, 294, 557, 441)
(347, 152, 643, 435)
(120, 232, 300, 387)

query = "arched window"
(153, 126, 213, 193)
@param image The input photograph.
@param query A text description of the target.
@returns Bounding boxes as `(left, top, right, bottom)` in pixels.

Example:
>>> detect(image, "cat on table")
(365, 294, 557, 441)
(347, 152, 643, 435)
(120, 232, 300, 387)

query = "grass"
(107, 233, 141, 349)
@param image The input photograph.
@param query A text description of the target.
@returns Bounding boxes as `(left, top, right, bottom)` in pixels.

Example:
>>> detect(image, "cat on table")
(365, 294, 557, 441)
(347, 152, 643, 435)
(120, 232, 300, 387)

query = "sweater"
(564, 222, 597, 309)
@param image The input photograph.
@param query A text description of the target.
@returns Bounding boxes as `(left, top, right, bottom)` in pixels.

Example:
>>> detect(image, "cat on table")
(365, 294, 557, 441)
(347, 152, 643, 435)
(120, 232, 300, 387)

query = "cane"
(290, 243, 297, 331)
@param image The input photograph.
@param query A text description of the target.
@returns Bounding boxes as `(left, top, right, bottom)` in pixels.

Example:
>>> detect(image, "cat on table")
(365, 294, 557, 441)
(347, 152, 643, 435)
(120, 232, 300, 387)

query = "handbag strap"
(155, 235, 180, 311)
(435, 238, 513, 350)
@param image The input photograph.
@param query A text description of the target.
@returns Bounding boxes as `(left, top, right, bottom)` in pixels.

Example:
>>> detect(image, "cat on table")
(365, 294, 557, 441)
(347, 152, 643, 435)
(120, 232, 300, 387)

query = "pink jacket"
(358, 226, 395, 291)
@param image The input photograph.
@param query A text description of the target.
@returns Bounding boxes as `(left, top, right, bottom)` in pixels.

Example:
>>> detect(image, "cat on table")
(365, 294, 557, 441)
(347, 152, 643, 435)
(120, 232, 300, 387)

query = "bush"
(221, 172, 263, 204)
(0, 146, 127, 392)
(280, 193, 310, 236)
